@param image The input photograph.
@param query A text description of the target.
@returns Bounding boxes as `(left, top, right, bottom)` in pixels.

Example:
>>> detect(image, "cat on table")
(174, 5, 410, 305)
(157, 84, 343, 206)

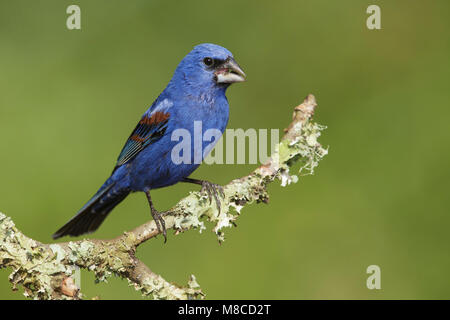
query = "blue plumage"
(53, 43, 246, 240)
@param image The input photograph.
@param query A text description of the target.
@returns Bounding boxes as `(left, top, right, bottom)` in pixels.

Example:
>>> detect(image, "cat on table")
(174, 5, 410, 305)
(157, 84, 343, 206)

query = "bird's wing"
(113, 99, 172, 172)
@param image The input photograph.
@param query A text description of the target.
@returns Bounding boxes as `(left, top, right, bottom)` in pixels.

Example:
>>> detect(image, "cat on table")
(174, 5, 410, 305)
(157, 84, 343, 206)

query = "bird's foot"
(200, 181, 225, 215)
(145, 191, 168, 243)
(181, 178, 225, 215)
(151, 209, 168, 243)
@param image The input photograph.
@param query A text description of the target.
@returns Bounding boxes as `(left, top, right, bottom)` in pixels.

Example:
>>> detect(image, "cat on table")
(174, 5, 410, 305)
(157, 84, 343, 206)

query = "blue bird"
(53, 43, 246, 241)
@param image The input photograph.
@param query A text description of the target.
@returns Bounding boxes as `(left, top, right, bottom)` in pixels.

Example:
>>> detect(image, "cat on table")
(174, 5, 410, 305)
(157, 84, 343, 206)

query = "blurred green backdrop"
(1, 0, 449, 299)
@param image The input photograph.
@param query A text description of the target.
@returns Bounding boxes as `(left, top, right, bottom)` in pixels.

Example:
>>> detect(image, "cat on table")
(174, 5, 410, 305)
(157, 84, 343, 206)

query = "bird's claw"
(201, 181, 225, 215)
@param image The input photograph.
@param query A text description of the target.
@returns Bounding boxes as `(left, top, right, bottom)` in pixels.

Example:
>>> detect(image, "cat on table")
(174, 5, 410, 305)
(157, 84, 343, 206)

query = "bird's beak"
(215, 57, 246, 83)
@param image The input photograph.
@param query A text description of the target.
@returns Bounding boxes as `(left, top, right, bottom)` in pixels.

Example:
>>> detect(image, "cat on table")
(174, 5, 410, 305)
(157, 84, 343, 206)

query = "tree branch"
(0, 94, 327, 300)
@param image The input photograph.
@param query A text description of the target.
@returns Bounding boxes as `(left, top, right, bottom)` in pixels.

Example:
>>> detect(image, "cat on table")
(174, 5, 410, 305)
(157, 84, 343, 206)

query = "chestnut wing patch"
(114, 111, 170, 171)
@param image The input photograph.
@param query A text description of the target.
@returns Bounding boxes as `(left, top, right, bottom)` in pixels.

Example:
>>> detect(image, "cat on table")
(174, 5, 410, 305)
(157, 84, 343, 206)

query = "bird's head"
(171, 43, 246, 95)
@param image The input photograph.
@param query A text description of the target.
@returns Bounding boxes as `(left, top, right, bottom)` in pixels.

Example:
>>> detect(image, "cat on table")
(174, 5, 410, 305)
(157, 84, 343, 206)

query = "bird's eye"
(203, 57, 214, 67)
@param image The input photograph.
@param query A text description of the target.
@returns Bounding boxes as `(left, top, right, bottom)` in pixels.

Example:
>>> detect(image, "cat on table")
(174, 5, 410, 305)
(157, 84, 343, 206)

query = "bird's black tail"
(52, 182, 130, 239)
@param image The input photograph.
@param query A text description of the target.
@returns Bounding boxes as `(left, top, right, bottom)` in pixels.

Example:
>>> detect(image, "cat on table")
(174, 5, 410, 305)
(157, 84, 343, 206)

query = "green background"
(1, 0, 449, 299)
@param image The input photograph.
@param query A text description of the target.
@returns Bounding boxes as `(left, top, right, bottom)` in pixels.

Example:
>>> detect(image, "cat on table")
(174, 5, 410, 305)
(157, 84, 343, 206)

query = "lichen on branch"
(0, 94, 327, 300)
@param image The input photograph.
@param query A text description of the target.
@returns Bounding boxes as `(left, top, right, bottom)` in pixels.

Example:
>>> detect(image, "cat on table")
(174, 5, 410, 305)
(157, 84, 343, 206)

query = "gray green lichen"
(0, 213, 75, 299)
(0, 212, 203, 299)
